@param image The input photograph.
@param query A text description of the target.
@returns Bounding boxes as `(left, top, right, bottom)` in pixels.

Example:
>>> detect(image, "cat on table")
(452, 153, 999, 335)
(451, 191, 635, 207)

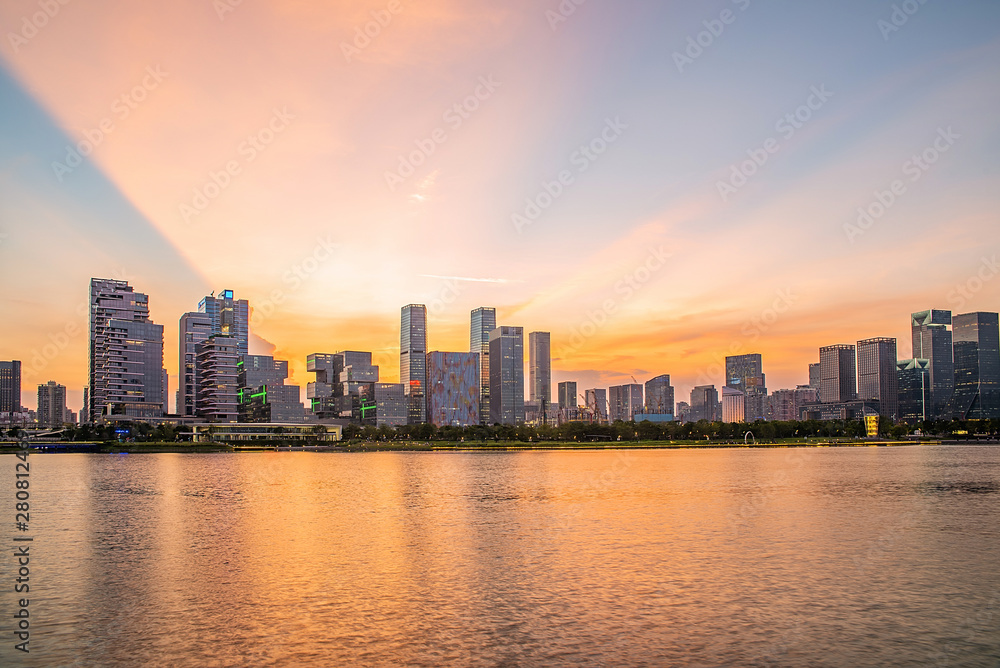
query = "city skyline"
(3, 275, 1000, 419)
(1, 1, 998, 415)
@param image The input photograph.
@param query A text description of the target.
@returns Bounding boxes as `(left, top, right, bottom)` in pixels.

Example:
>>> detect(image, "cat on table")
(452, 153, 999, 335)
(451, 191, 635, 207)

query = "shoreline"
(2, 439, 990, 454)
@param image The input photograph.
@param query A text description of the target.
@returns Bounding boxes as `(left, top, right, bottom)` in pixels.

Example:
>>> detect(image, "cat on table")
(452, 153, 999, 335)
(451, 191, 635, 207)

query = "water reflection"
(1, 446, 998, 666)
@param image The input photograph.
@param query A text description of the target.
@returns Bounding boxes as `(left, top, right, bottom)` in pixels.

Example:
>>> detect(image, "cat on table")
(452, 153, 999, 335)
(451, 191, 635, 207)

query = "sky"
(1, 0, 998, 413)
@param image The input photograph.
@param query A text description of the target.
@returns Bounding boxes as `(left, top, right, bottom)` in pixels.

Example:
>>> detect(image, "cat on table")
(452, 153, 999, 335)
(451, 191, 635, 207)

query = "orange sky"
(1, 0, 998, 411)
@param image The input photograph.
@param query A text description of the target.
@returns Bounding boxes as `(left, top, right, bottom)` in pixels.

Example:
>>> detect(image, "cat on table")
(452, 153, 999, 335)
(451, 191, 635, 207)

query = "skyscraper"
(528, 331, 551, 411)
(470, 307, 496, 425)
(195, 336, 238, 422)
(0, 361, 21, 414)
(401, 305, 428, 424)
(950, 312, 1000, 419)
(558, 381, 578, 409)
(489, 326, 524, 425)
(644, 374, 674, 415)
(726, 353, 767, 421)
(690, 385, 719, 422)
(721, 386, 745, 423)
(306, 353, 338, 417)
(237, 355, 304, 423)
(819, 344, 856, 404)
(360, 383, 408, 427)
(857, 337, 899, 418)
(608, 384, 643, 421)
(425, 352, 480, 427)
(177, 312, 212, 417)
(911, 309, 954, 418)
(89, 278, 165, 420)
(897, 358, 931, 423)
(585, 388, 608, 423)
(808, 362, 822, 401)
(37, 381, 68, 428)
(199, 289, 250, 356)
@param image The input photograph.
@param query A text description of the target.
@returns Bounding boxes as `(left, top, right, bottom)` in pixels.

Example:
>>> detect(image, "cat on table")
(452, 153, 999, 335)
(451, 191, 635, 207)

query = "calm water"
(1, 446, 999, 667)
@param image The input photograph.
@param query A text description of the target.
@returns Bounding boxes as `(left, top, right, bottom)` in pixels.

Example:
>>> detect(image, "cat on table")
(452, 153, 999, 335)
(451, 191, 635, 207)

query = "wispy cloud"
(419, 274, 521, 284)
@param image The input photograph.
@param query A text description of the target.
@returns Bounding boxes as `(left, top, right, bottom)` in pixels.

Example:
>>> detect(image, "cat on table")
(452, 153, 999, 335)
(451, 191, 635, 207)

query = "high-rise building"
(470, 307, 496, 425)
(360, 383, 408, 427)
(608, 384, 643, 422)
(199, 289, 249, 357)
(488, 326, 524, 425)
(237, 355, 304, 423)
(37, 381, 68, 428)
(857, 337, 899, 418)
(238, 385, 304, 423)
(819, 345, 856, 404)
(335, 352, 380, 421)
(770, 388, 799, 422)
(306, 353, 338, 417)
(808, 362, 822, 402)
(721, 386, 745, 423)
(0, 361, 21, 414)
(644, 374, 674, 414)
(558, 381, 578, 410)
(426, 352, 480, 427)
(528, 332, 552, 412)
(897, 358, 931, 424)
(911, 309, 954, 418)
(950, 312, 1000, 419)
(239, 355, 289, 390)
(195, 336, 238, 422)
(82, 387, 89, 423)
(89, 278, 165, 420)
(528, 332, 552, 424)
(726, 353, 767, 421)
(690, 385, 719, 422)
(401, 304, 427, 424)
(585, 388, 608, 423)
(177, 312, 212, 417)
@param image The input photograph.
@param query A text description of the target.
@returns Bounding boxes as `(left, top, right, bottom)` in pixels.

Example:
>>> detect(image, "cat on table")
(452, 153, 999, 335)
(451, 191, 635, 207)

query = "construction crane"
(630, 375, 639, 385)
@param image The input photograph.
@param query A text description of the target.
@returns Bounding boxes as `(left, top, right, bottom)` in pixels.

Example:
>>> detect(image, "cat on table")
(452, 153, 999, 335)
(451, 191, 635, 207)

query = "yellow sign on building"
(865, 415, 879, 438)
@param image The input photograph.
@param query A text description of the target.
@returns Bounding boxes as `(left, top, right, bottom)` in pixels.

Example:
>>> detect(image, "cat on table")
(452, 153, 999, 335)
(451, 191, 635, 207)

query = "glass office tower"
(950, 312, 1000, 419)
(470, 307, 496, 425)
(911, 309, 953, 418)
(488, 326, 524, 425)
(401, 304, 427, 424)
